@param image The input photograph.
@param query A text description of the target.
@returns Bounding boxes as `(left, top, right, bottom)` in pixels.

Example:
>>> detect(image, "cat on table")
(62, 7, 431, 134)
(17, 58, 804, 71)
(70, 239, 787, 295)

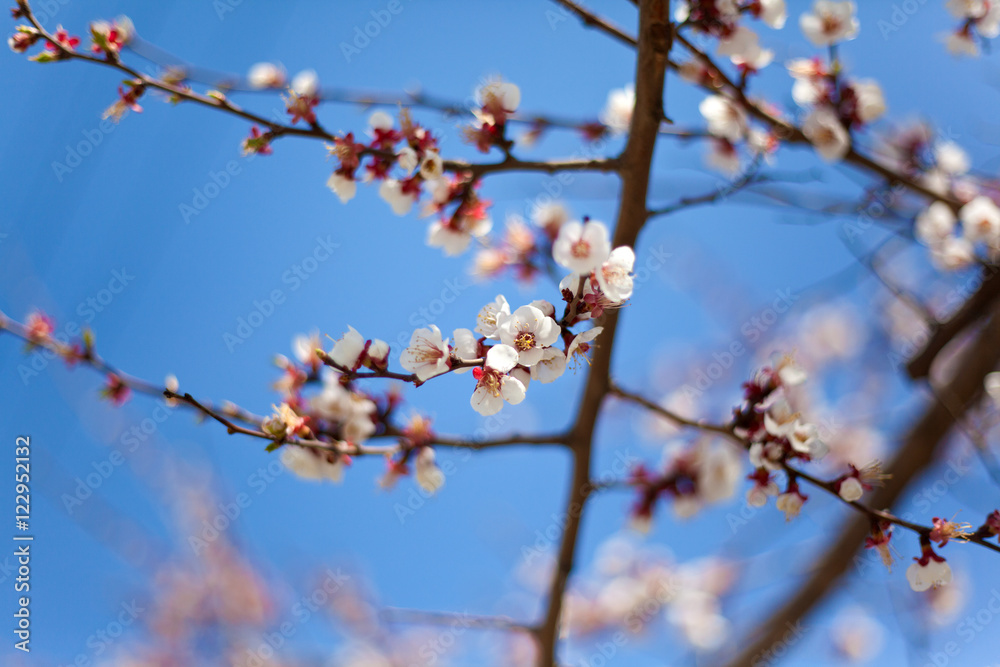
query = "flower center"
(479, 371, 502, 397)
(514, 331, 536, 351)
(571, 238, 591, 258)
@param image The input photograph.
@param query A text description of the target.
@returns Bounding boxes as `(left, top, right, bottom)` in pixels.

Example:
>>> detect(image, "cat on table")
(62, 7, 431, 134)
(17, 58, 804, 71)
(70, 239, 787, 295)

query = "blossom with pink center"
(242, 126, 272, 156)
(90, 16, 133, 55)
(929, 517, 972, 547)
(470, 344, 526, 416)
(475, 79, 520, 126)
(959, 195, 1000, 244)
(566, 326, 603, 368)
(400, 325, 451, 381)
(101, 373, 131, 406)
(8, 27, 39, 53)
(595, 246, 636, 303)
(379, 178, 418, 216)
(553, 219, 611, 274)
(800, 1, 859, 46)
(24, 310, 54, 341)
(699, 95, 747, 142)
(498, 305, 560, 367)
(803, 106, 850, 162)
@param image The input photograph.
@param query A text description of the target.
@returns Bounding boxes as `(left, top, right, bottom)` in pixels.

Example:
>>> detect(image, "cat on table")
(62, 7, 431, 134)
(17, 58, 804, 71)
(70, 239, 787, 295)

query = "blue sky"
(3, 1, 1000, 665)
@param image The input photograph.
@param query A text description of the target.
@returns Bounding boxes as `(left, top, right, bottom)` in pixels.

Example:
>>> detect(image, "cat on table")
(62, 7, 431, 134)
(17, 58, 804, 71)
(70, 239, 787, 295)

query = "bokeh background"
(3, 1, 1000, 665)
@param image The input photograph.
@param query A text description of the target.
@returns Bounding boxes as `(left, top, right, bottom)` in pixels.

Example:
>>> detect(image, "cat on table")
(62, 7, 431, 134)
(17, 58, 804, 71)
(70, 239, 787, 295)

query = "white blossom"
(326, 173, 356, 203)
(379, 179, 417, 216)
(699, 95, 748, 142)
(330, 326, 366, 369)
(759, 0, 787, 28)
(838, 476, 864, 502)
(717, 26, 773, 70)
(470, 344, 526, 416)
(451, 328, 479, 374)
(600, 85, 635, 134)
(531, 347, 567, 383)
(247, 62, 285, 89)
(498, 304, 561, 367)
(931, 236, 975, 271)
(906, 558, 953, 592)
(800, 1, 859, 46)
(596, 246, 636, 303)
(852, 80, 886, 124)
(553, 220, 612, 274)
(475, 295, 511, 339)
(959, 195, 1000, 244)
(415, 447, 445, 493)
(915, 201, 957, 245)
(397, 146, 418, 174)
(291, 69, 319, 97)
(400, 325, 451, 381)
(802, 106, 850, 162)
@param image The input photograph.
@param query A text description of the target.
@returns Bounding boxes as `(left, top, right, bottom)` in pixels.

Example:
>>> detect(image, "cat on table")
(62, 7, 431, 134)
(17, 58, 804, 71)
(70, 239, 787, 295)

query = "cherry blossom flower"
(427, 213, 492, 255)
(330, 326, 367, 371)
(800, 1, 859, 46)
(379, 178, 418, 216)
(553, 219, 611, 274)
(947, 0, 1000, 38)
(263, 402, 310, 439)
(498, 305, 560, 367)
(707, 138, 741, 174)
(865, 520, 895, 571)
(959, 195, 1000, 244)
(531, 347, 567, 383)
(776, 481, 808, 521)
(717, 26, 773, 70)
(281, 445, 349, 482)
(101, 373, 131, 406)
(754, 0, 788, 29)
(929, 516, 972, 547)
(247, 62, 286, 89)
(906, 541, 953, 592)
(396, 146, 418, 174)
(475, 295, 511, 339)
(845, 80, 886, 125)
(292, 331, 322, 373)
(930, 236, 975, 271)
(326, 172, 356, 203)
(45, 26, 79, 54)
(103, 83, 144, 123)
(291, 69, 319, 97)
(451, 328, 480, 374)
(746, 469, 779, 507)
(802, 106, 850, 162)
(699, 95, 747, 142)
(531, 201, 570, 238)
(415, 447, 445, 493)
(915, 201, 957, 245)
(8, 26, 39, 53)
(90, 16, 133, 55)
(242, 126, 272, 156)
(419, 150, 444, 181)
(24, 310, 54, 342)
(697, 440, 743, 503)
(945, 29, 980, 57)
(600, 85, 635, 134)
(400, 325, 451, 381)
(595, 246, 636, 303)
(836, 475, 864, 502)
(475, 79, 520, 126)
(567, 327, 603, 368)
(470, 344, 526, 416)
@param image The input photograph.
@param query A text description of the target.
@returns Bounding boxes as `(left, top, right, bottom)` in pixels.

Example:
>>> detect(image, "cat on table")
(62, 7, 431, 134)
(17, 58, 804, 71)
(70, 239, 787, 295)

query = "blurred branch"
(715, 302, 1000, 667)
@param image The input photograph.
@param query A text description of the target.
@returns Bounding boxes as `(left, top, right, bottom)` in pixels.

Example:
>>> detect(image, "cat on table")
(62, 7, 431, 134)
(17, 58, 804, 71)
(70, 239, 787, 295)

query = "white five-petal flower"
(400, 325, 451, 381)
(498, 305, 561, 367)
(470, 344, 526, 416)
(553, 220, 611, 274)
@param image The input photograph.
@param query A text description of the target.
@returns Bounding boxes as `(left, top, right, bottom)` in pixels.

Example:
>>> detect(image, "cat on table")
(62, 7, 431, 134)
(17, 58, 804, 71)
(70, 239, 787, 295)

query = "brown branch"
(716, 303, 1000, 667)
(906, 264, 1000, 379)
(533, 3, 672, 665)
(549, 0, 638, 47)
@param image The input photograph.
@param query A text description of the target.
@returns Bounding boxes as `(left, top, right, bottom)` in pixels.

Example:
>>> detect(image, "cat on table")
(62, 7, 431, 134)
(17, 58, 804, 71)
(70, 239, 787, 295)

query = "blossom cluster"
(944, 0, 1000, 56)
